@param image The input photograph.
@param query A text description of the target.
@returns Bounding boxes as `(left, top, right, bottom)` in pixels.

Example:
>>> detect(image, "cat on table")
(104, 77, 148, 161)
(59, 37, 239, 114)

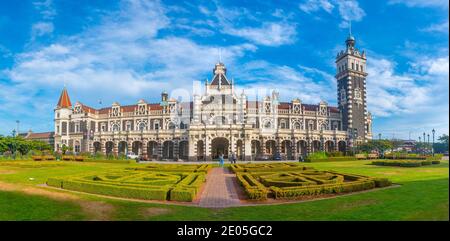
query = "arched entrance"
(324, 140, 335, 153)
(132, 141, 142, 155)
(197, 140, 204, 160)
(236, 139, 243, 160)
(147, 141, 158, 159)
(311, 140, 321, 153)
(266, 140, 276, 158)
(105, 141, 114, 155)
(162, 141, 174, 159)
(93, 142, 101, 153)
(179, 141, 189, 160)
(211, 137, 229, 159)
(251, 140, 261, 156)
(281, 140, 293, 160)
(297, 140, 307, 157)
(338, 141, 346, 153)
(118, 141, 128, 154)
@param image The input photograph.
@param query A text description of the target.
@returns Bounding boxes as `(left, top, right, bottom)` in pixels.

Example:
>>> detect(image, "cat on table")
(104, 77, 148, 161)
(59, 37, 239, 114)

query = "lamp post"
(427, 134, 430, 154)
(378, 133, 381, 140)
(432, 129, 435, 156)
(418, 136, 421, 154)
(423, 132, 426, 155)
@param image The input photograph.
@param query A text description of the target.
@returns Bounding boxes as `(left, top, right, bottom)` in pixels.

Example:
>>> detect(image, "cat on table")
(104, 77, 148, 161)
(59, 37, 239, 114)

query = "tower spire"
(57, 86, 72, 109)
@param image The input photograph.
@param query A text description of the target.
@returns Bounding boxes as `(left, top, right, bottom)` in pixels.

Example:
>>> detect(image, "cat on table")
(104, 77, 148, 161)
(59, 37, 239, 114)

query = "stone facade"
(54, 35, 372, 161)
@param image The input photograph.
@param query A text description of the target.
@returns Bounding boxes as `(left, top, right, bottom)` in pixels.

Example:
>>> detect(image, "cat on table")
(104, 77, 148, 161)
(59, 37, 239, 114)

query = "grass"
(0, 159, 448, 220)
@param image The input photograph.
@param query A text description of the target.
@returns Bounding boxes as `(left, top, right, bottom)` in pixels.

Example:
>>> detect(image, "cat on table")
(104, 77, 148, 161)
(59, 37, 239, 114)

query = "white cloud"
(4, 0, 256, 109)
(299, 0, 365, 28)
(225, 22, 297, 46)
(388, 0, 449, 9)
(200, 4, 297, 47)
(233, 60, 336, 104)
(299, 0, 334, 13)
(421, 20, 449, 33)
(31, 22, 54, 38)
(33, 0, 56, 19)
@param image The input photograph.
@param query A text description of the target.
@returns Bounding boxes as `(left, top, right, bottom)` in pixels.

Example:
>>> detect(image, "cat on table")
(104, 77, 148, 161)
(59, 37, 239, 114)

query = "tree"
(357, 140, 393, 154)
(434, 134, 449, 153)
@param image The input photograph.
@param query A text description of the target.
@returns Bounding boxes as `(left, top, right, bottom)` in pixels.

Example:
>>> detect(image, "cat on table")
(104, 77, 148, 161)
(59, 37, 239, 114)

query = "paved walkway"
(198, 167, 242, 208)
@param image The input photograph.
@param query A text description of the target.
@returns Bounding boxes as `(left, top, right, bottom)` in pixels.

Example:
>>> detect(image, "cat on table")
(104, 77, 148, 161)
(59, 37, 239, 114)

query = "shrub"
(373, 178, 392, 187)
(432, 160, 441, 164)
(170, 188, 197, 202)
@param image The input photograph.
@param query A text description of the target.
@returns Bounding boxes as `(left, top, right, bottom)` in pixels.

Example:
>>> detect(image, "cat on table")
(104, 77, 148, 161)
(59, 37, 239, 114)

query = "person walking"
(219, 153, 224, 167)
(232, 152, 237, 164)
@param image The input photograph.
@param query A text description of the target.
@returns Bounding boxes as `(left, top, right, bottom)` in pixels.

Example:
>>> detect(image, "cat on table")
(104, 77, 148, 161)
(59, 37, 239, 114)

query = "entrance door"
(211, 137, 229, 159)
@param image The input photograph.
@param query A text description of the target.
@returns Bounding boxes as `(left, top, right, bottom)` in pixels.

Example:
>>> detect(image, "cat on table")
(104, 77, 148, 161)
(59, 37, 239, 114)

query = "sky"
(0, 0, 448, 140)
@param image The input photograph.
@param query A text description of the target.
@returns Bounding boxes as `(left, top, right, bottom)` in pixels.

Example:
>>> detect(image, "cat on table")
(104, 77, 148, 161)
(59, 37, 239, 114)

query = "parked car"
(255, 154, 270, 161)
(273, 153, 282, 161)
(126, 152, 139, 160)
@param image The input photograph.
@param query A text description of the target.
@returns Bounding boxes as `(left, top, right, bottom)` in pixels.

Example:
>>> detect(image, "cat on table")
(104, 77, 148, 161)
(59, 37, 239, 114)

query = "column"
(276, 138, 281, 155)
(128, 141, 132, 155)
(205, 137, 212, 162)
(113, 141, 118, 156)
(244, 139, 252, 161)
(101, 141, 106, 155)
(292, 138, 298, 161)
(157, 141, 163, 160)
(188, 138, 196, 161)
(173, 140, 179, 160)
(142, 141, 147, 158)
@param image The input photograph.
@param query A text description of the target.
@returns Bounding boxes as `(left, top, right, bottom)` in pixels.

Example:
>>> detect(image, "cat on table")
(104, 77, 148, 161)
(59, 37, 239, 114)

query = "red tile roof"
(26, 132, 54, 139)
(57, 88, 72, 108)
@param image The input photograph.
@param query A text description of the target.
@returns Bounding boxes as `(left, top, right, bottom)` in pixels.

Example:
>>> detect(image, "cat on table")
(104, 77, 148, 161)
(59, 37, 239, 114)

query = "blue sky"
(0, 0, 448, 140)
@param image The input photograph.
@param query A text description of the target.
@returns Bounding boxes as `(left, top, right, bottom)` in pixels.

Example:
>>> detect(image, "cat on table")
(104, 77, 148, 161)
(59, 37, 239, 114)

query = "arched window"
(168, 122, 176, 130)
(138, 122, 146, 131)
(112, 124, 119, 132)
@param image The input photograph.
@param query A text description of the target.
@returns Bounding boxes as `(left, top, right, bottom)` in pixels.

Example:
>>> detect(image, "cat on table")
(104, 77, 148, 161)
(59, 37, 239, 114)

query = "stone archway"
(118, 141, 128, 154)
(197, 140, 204, 160)
(105, 141, 114, 155)
(281, 140, 293, 160)
(211, 137, 229, 159)
(147, 141, 158, 159)
(179, 141, 189, 160)
(236, 139, 243, 160)
(297, 140, 307, 157)
(338, 140, 346, 153)
(324, 140, 335, 153)
(251, 140, 261, 160)
(93, 142, 101, 153)
(266, 140, 276, 158)
(162, 141, 174, 159)
(132, 141, 142, 155)
(311, 140, 321, 153)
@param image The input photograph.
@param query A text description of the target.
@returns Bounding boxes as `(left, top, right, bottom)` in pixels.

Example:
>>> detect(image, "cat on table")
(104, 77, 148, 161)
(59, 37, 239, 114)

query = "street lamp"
(418, 136, 421, 154)
(427, 134, 430, 154)
(378, 133, 381, 140)
(423, 132, 426, 155)
(432, 129, 435, 156)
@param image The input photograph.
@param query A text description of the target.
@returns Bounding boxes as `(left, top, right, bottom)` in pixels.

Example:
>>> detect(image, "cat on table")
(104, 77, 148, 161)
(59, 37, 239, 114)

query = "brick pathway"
(198, 167, 242, 208)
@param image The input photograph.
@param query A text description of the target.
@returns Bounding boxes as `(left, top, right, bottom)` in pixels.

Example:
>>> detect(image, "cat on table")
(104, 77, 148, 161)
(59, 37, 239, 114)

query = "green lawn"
(0, 160, 448, 220)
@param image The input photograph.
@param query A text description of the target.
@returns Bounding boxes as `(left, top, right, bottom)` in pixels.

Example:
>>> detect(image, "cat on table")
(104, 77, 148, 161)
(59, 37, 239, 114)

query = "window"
(356, 64, 359, 71)
(126, 123, 131, 131)
(351, 63, 354, 70)
(101, 125, 106, 132)
(75, 124, 79, 133)
(280, 122, 286, 129)
(112, 124, 119, 132)
(168, 122, 176, 130)
(154, 123, 159, 130)
(139, 123, 146, 131)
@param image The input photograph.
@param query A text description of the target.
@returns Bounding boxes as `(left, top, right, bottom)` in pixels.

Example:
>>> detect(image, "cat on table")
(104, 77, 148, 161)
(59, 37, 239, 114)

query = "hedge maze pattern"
(47, 164, 211, 202)
(230, 163, 391, 200)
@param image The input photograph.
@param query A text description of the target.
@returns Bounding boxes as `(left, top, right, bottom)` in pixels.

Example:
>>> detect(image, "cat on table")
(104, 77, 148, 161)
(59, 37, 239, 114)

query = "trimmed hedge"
(236, 173, 268, 200)
(46, 166, 209, 202)
(231, 163, 391, 200)
(305, 157, 358, 162)
(372, 160, 441, 167)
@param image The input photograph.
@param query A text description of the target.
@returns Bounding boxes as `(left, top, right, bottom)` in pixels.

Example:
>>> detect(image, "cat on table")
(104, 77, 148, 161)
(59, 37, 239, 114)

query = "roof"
(211, 73, 230, 86)
(25, 132, 54, 139)
(57, 88, 72, 108)
(246, 101, 340, 113)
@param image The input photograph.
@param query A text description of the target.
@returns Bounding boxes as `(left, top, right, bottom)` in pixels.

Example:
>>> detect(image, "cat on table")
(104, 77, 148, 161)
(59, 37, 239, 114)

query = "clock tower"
(335, 33, 370, 146)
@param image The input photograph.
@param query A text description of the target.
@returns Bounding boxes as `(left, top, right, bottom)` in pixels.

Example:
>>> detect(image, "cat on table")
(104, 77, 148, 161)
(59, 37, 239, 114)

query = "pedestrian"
(232, 152, 237, 164)
(219, 153, 224, 167)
